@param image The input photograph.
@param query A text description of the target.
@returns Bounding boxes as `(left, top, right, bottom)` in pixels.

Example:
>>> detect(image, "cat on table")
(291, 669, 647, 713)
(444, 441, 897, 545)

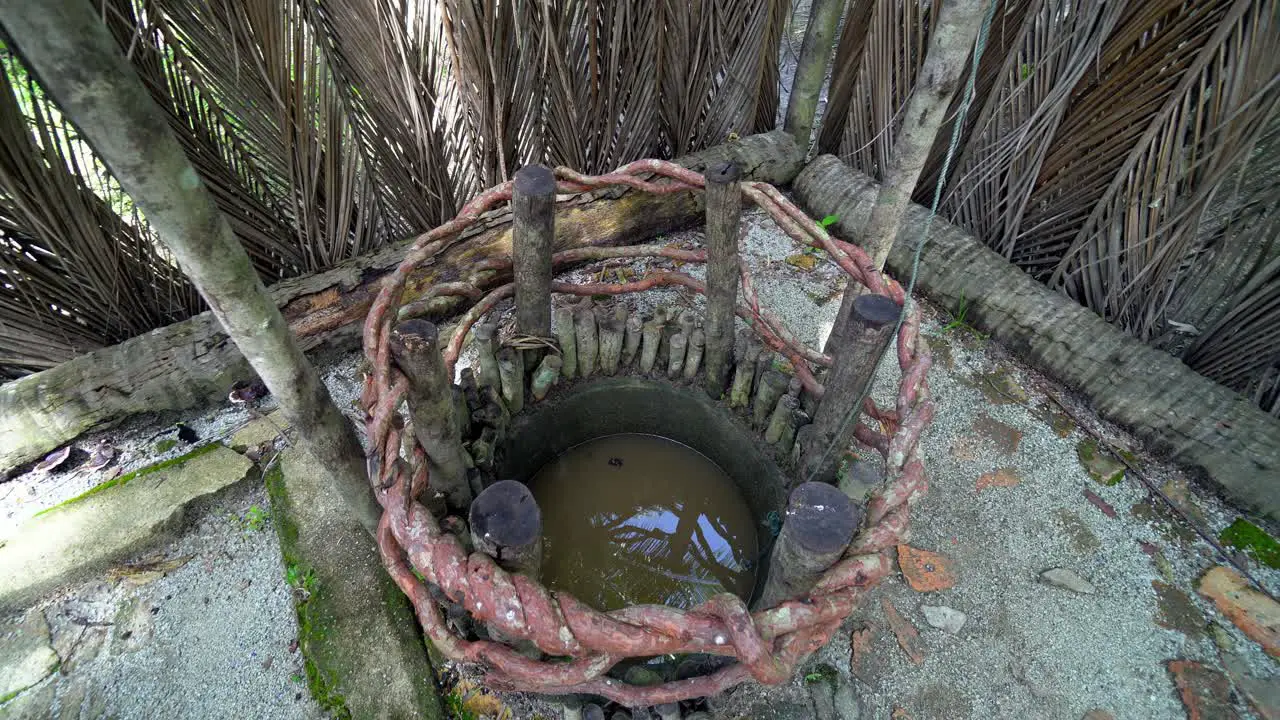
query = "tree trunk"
(0, 0, 382, 532)
(828, 0, 992, 349)
(795, 154, 1280, 521)
(782, 0, 844, 150)
(0, 131, 804, 474)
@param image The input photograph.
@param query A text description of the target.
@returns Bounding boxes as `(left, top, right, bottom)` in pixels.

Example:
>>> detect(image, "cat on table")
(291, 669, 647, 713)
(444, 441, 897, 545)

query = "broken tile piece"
(1167, 660, 1238, 720)
(1197, 566, 1280, 658)
(882, 598, 925, 665)
(897, 545, 956, 592)
(976, 467, 1021, 492)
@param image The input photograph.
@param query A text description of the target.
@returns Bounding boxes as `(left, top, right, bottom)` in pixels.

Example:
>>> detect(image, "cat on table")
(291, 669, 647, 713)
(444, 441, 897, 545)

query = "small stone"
(785, 253, 818, 271)
(33, 446, 71, 474)
(1076, 439, 1125, 486)
(1081, 711, 1116, 720)
(1039, 567, 1096, 594)
(0, 610, 60, 703)
(920, 605, 966, 634)
(1152, 580, 1207, 638)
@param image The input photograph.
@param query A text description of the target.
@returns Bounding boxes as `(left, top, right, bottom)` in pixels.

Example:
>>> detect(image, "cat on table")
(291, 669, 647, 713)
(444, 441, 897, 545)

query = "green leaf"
(819, 214, 839, 228)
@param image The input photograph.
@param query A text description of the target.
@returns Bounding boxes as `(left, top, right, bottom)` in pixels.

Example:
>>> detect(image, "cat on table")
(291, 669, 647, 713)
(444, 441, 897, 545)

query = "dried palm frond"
(0, 48, 198, 377)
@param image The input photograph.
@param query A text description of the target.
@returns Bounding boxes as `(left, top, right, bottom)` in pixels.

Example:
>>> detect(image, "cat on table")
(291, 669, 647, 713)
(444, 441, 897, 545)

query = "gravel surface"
(3, 187, 1278, 719)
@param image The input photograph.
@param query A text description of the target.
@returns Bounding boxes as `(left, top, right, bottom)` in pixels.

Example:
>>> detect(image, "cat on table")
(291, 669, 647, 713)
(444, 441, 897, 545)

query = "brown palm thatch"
(0, 0, 788, 378)
(821, 0, 1280, 413)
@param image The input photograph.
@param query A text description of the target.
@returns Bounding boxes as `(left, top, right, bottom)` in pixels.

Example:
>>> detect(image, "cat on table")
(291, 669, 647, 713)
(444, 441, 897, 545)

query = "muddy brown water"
(528, 433, 758, 611)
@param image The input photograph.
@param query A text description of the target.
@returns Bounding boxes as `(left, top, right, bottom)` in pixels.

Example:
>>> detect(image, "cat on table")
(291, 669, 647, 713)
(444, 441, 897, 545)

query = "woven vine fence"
(359, 159, 934, 705)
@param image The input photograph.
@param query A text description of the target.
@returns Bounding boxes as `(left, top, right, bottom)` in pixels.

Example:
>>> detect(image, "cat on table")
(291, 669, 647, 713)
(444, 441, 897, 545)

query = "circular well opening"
(497, 376, 789, 608)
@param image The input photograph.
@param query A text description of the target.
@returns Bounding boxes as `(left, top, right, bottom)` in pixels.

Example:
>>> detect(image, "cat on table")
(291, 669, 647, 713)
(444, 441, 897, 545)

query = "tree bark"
(1, 131, 804, 474)
(703, 162, 743, 398)
(828, 0, 991, 350)
(512, 164, 556, 368)
(0, 0, 383, 531)
(795, 154, 1280, 521)
(782, 0, 844, 150)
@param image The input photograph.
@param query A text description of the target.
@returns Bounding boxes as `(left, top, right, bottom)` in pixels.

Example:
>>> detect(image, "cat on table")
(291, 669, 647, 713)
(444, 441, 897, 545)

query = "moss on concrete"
(1219, 519, 1280, 569)
(35, 443, 221, 517)
(1076, 439, 1125, 486)
(265, 453, 444, 720)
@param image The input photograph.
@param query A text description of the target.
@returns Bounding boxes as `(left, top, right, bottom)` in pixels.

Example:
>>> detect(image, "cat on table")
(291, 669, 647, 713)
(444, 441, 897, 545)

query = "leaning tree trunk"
(0, 131, 804, 474)
(782, 0, 844, 151)
(0, 0, 381, 533)
(828, 0, 992, 349)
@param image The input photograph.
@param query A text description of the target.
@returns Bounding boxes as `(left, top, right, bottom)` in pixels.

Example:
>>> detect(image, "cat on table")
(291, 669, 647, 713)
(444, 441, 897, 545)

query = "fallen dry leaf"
(1083, 488, 1117, 518)
(897, 544, 956, 592)
(882, 597, 926, 665)
(1197, 566, 1280, 658)
(976, 467, 1021, 492)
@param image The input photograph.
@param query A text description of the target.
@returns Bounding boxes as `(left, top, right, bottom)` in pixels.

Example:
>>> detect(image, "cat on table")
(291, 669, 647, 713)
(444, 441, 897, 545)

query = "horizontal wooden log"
(0, 132, 804, 474)
(794, 154, 1280, 520)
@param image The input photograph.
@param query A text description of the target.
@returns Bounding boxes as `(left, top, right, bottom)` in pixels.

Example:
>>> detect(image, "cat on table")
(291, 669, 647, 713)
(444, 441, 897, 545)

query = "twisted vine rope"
(359, 159, 934, 705)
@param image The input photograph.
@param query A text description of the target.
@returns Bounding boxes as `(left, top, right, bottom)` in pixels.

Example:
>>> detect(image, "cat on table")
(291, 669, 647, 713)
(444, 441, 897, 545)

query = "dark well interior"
(496, 376, 789, 603)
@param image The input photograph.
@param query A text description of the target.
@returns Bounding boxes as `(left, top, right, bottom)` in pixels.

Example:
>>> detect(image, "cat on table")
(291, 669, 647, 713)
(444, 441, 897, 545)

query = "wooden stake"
(803, 294, 899, 482)
(575, 299, 599, 377)
(473, 321, 501, 390)
(597, 306, 626, 375)
(531, 354, 563, 401)
(765, 394, 798, 445)
(729, 330, 761, 408)
(640, 309, 666, 373)
(683, 328, 706, 381)
(667, 331, 688, 379)
(497, 346, 525, 415)
(703, 161, 741, 397)
(752, 369, 790, 430)
(390, 319, 473, 511)
(553, 306, 578, 379)
(757, 482, 858, 608)
(469, 480, 543, 575)
(582, 704, 605, 720)
(623, 312, 644, 367)
(655, 703, 681, 720)
(513, 164, 556, 368)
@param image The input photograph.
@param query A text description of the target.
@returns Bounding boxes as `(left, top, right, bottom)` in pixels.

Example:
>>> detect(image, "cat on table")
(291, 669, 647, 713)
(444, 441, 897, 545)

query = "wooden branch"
(389, 320, 474, 512)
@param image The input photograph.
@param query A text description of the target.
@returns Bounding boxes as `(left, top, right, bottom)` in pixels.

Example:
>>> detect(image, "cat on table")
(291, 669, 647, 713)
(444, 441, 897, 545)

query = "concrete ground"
(1, 208, 1278, 719)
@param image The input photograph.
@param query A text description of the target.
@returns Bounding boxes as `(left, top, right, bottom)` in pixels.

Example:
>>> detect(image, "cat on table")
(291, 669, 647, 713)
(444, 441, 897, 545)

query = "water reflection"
(528, 434, 757, 611)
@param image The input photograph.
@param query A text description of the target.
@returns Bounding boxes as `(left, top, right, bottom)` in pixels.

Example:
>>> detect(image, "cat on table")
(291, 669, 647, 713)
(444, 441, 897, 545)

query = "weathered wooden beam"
(1, 131, 805, 474)
(512, 164, 557, 369)
(801, 294, 898, 483)
(756, 482, 859, 608)
(703, 161, 742, 398)
(796, 153, 1280, 519)
(389, 319, 473, 511)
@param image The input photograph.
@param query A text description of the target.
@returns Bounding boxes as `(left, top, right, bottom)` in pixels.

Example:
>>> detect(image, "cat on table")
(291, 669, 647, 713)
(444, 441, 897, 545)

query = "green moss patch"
(34, 443, 221, 517)
(1219, 519, 1280, 569)
(1076, 439, 1125, 486)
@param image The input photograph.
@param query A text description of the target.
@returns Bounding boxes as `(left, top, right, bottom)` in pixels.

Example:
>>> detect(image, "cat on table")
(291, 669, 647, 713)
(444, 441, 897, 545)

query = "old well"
(358, 157, 934, 709)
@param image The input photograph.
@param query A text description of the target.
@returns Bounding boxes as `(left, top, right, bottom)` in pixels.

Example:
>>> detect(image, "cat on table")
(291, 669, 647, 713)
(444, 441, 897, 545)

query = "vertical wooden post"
(683, 328, 705, 381)
(729, 330, 761, 408)
(640, 309, 666, 373)
(803, 294, 899, 482)
(530, 355, 563, 400)
(752, 369, 790, 430)
(513, 165, 556, 367)
(473, 322, 502, 390)
(623, 312, 644, 367)
(469, 480, 543, 575)
(390, 320, 473, 511)
(554, 306, 578, 378)
(703, 161, 742, 397)
(575, 299, 599, 377)
(497, 346, 525, 415)
(756, 482, 859, 608)
(597, 306, 626, 375)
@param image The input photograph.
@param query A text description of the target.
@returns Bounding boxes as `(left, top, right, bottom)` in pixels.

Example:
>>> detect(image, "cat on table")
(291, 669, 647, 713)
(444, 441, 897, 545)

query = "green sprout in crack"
(241, 505, 268, 532)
